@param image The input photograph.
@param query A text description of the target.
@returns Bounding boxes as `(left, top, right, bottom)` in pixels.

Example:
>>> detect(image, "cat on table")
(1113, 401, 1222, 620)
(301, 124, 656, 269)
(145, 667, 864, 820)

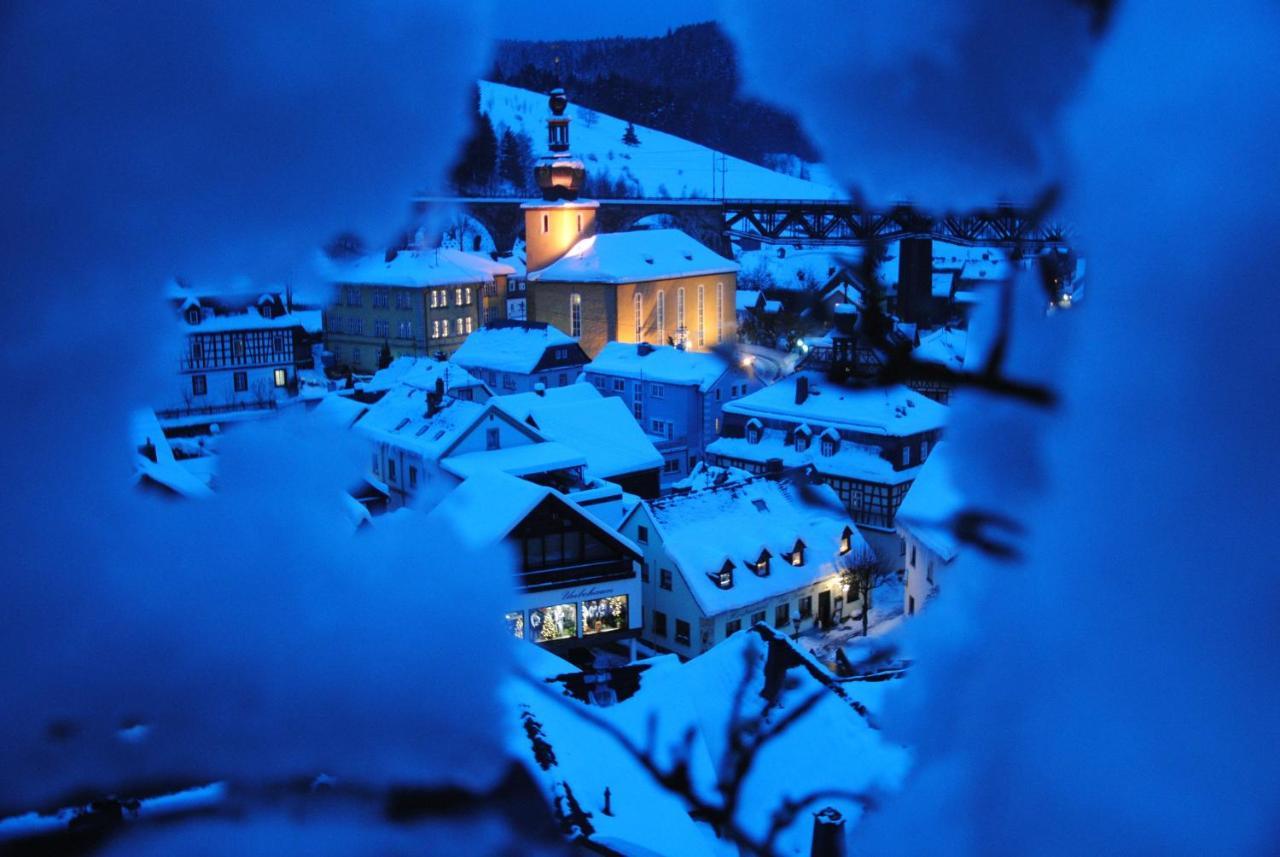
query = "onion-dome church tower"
(522, 88, 599, 272)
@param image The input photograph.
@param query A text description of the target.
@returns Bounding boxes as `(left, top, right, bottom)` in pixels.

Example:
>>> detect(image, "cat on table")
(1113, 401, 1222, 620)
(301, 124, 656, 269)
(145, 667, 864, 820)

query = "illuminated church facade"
(523, 89, 739, 358)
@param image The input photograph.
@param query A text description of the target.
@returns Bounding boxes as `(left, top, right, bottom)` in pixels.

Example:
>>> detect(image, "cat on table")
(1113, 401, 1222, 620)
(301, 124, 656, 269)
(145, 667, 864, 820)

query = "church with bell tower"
(522, 89, 738, 358)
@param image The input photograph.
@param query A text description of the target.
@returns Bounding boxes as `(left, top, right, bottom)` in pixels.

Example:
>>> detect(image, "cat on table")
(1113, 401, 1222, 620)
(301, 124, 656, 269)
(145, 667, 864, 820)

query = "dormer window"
(258, 304, 273, 318)
(794, 425, 811, 453)
(786, 539, 806, 567)
(840, 526, 853, 555)
(185, 307, 201, 325)
(746, 418, 762, 445)
(821, 428, 840, 457)
(747, 549, 771, 577)
(709, 559, 734, 590)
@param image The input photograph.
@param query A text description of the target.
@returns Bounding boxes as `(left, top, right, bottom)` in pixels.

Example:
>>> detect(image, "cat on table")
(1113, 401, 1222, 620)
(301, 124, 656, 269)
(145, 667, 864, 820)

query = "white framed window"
(442, 318, 450, 337)
(430, 290, 438, 308)
(465, 288, 472, 305)
(717, 282, 724, 341)
(441, 289, 449, 307)
(273, 368, 287, 387)
(697, 284, 705, 346)
(676, 287, 685, 343)
(634, 292, 644, 341)
(656, 291, 666, 343)
(651, 383, 664, 398)
(570, 292, 582, 337)
(432, 319, 440, 339)
(465, 316, 473, 334)
(455, 287, 463, 305)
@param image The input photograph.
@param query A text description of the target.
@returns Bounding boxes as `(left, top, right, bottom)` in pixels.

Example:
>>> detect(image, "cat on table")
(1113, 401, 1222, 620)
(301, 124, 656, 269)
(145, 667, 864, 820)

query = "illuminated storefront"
(506, 591, 634, 646)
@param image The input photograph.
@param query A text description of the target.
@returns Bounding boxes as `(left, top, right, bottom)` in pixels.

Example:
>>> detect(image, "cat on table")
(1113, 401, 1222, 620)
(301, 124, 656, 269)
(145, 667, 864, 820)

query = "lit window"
(431, 290, 438, 308)
(432, 319, 439, 338)
(656, 291, 666, 342)
(717, 282, 724, 341)
(442, 318, 450, 337)
(676, 287, 685, 343)
(583, 595, 628, 635)
(530, 603, 578, 642)
(697, 284, 705, 346)
(465, 316, 473, 333)
(634, 292, 644, 341)
(455, 287, 463, 305)
(505, 612, 524, 639)
(570, 292, 582, 338)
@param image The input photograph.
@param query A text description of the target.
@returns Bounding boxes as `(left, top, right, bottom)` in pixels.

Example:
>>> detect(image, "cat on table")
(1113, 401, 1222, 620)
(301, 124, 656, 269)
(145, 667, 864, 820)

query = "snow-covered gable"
(360, 356, 488, 397)
(452, 322, 580, 375)
(724, 372, 948, 437)
(527, 229, 737, 284)
(641, 477, 867, 616)
(326, 247, 514, 288)
(913, 327, 968, 370)
(352, 387, 537, 462)
(496, 384, 663, 480)
(587, 342, 731, 393)
(737, 246, 864, 293)
(507, 627, 908, 855)
(424, 469, 639, 556)
(895, 441, 962, 561)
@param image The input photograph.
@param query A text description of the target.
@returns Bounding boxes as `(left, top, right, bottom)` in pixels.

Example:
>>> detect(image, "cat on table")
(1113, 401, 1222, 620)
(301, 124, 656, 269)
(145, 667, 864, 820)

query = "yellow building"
(528, 230, 737, 358)
(521, 88, 737, 357)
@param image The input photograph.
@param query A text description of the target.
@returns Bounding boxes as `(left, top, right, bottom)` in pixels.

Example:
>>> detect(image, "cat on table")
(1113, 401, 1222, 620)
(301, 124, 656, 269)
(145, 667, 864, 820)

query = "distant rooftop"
(587, 342, 734, 392)
(452, 321, 580, 375)
(324, 247, 514, 288)
(528, 229, 737, 284)
(724, 372, 948, 437)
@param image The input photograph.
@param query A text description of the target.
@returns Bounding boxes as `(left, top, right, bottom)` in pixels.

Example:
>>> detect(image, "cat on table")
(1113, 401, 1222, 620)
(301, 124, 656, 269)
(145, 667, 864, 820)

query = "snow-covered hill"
(477, 80, 842, 201)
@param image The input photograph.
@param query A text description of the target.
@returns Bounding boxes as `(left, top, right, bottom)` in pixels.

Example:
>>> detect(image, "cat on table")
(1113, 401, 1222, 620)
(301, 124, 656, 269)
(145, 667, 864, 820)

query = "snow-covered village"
(4, 3, 1280, 856)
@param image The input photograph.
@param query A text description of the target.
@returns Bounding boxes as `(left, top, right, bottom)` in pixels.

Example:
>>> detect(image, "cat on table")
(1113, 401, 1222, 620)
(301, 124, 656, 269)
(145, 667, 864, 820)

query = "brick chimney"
(795, 375, 810, 405)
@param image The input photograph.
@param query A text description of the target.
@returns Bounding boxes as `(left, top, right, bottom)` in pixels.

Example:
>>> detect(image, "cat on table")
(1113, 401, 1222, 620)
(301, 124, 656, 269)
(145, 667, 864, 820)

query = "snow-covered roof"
(506, 627, 908, 855)
(913, 327, 968, 370)
(527, 229, 737, 284)
(325, 247, 514, 288)
(931, 272, 955, 298)
(351, 386, 494, 459)
(452, 321, 579, 375)
(360, 356, 487, 395)
(182, 309, 321, 334)
(441, 441, 586, 480)
(735, 289, 764, 311)
(672, 461, 757, 492)
(896, 441, 962, 561)
(586, 342, 732, 393)
(724, 372, 948, 437)
(131, 410, 215, 499)
(641, 477, 866, 616)
(424, 469, 639, 556)
(496, 384, 663, 479)
(707, 431, 917, 485)
(736, 247, 865, 293)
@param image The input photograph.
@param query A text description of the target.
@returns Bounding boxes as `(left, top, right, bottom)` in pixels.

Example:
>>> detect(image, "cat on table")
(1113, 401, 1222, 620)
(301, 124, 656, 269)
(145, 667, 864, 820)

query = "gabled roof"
(324, 248, 514, 288)
(896, 441, 962, 561)
(639, 476, 868, 615)
(586, 342, 732, 393)
(724, 372, 948, 437)
(423, 469, 639, 556)
(351, 388, 537, 460)
(360, 356, 488, 396)
(495, 384, 663, 479)
(452, 322, 579, 375)
(913, 327, 968, 370)
(528, 229, 737, 284)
